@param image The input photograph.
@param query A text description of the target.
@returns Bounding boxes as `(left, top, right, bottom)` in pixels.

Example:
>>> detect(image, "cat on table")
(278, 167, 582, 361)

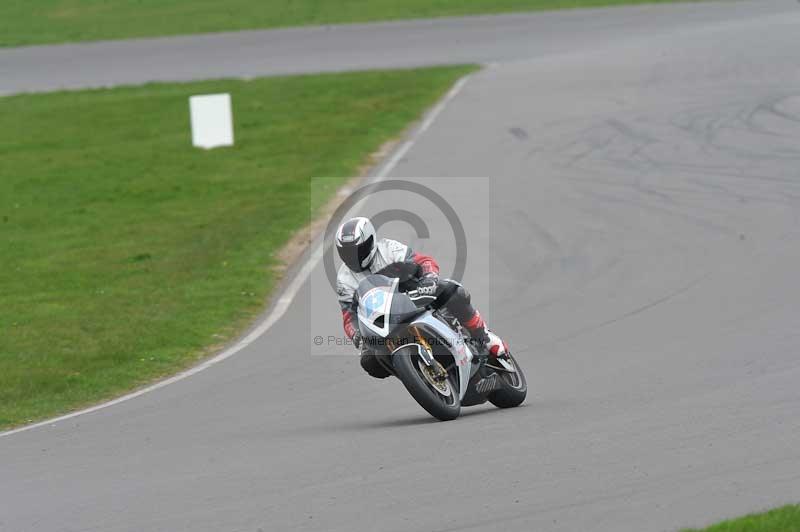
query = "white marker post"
(189, 93, 234, 149)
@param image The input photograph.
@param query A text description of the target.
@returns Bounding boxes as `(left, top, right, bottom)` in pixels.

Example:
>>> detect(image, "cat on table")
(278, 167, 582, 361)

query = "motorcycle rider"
(335, 216, 509, 379)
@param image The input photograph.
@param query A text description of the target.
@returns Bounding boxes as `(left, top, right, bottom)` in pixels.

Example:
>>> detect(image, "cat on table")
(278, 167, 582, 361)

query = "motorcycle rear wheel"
(488, 353, 527, 408)
(393, 352, 461, 421)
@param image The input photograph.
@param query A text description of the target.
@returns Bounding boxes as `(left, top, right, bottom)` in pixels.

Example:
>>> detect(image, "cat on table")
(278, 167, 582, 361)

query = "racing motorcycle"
(356, 262, 527, 421)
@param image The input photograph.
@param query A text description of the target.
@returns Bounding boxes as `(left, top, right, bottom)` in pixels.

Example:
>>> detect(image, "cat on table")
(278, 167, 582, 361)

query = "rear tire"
(393, 352, 461, 421)
(488, 353, 527, 409)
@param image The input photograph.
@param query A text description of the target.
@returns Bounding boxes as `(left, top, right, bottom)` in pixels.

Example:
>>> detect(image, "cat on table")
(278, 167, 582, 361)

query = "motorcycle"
(356, 262, 527, 421)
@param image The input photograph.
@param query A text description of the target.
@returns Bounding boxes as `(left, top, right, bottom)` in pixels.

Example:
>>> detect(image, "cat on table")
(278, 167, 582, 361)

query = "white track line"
(0, 74, 471, 439)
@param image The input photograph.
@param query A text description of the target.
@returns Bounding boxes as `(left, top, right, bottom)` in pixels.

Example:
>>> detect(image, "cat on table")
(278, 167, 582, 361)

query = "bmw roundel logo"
(362, 289, 386, 319)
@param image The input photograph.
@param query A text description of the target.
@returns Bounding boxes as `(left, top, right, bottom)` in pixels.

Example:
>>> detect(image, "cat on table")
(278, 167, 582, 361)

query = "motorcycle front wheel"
(393, 352, 461, 421)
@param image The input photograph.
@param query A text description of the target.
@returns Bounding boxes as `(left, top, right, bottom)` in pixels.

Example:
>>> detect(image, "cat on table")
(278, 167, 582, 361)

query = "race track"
(2, 1, 800, 531)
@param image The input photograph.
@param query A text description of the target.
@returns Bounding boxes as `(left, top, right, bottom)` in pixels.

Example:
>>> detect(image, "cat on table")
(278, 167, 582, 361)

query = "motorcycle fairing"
(408, 313, 474, 400)
(357, 280, 397, 337)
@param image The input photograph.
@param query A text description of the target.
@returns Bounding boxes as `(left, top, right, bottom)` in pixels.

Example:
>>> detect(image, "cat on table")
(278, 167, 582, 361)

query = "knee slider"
(360, 353, 390, 379)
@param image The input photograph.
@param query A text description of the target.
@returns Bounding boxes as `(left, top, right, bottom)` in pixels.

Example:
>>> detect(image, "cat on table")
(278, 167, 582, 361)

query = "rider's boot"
(486, 330, 510, 359)
(463, 311, 509, 359)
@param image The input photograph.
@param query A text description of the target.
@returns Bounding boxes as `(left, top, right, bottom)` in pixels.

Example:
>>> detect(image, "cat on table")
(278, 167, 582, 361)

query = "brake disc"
(418, 359, 451, 396)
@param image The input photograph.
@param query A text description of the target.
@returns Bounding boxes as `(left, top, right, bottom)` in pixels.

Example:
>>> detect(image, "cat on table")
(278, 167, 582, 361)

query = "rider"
(335, 216, 509, 379)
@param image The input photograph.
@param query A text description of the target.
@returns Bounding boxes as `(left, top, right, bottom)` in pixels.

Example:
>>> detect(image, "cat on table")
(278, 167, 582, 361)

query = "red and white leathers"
(336, 238, 508, 358)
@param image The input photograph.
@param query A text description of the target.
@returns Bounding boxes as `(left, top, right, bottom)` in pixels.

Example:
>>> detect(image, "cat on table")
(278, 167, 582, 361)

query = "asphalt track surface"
(0, 1, 794, 95)
(2, 1, 800, 531)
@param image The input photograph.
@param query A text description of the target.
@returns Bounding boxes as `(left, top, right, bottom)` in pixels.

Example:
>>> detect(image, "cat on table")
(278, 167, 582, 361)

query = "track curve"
(2, 2, 800, 531)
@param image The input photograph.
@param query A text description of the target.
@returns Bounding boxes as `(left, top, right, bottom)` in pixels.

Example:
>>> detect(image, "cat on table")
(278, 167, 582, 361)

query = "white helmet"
(335, 217, 377, 272)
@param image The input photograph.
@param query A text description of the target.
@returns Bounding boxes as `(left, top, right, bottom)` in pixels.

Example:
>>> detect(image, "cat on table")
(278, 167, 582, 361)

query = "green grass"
(683, 505, 800, 532)
(3, 0, 701, 47)
(0, 65, 476, 429)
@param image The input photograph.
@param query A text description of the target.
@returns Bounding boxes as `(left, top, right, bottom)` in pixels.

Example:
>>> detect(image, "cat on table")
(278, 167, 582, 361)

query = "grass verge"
(4, 0, 703, 47)
(683, 505, 800, 532)
(0, 65, 476, 429)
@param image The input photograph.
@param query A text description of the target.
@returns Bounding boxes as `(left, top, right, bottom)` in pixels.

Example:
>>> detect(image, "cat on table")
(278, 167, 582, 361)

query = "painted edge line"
(0, 73, 472, 439)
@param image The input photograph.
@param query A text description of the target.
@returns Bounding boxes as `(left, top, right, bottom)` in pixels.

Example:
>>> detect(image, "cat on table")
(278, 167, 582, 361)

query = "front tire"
(393, 352, 461, 421)
(488, 353, 527, 408)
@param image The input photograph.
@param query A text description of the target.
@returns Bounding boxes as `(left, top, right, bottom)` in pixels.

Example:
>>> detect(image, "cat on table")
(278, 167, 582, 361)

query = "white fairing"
(357, 280, 476, 400)
(356, 280, 397, 337)
(410, 314, 474, 400)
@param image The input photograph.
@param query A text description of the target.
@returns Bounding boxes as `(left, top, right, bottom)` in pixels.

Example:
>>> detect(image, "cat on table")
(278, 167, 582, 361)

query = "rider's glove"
(417, 274, 439, 297)
(351, 330, 362, 350)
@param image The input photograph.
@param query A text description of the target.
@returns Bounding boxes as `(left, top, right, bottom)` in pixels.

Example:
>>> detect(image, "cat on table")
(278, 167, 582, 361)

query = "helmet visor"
(337, 235, 374, 271)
